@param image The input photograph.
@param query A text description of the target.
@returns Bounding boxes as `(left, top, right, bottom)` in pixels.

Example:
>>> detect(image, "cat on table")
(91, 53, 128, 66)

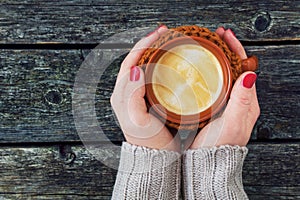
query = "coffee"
(152, 44, 223, 115)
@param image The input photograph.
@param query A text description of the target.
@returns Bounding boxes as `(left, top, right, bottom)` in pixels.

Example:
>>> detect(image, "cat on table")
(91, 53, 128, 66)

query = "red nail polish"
(243, 73, 257, 88)
(228, 29, 236, 37)
(130, 66, 140, 81)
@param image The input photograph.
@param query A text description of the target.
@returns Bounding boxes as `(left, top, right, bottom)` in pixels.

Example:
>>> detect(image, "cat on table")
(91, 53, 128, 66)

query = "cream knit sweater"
(112, 142, 249, 200)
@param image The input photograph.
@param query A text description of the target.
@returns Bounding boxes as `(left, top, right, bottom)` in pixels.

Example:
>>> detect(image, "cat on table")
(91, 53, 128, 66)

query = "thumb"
(223, 72, 257, 124)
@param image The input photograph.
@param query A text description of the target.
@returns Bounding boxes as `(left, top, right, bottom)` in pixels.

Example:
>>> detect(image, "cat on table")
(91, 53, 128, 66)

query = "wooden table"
(0, 1, 299, 199)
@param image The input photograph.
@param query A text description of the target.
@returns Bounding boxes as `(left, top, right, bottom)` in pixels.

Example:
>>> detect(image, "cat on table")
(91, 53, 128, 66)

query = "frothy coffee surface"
(152, 44, 223, 115)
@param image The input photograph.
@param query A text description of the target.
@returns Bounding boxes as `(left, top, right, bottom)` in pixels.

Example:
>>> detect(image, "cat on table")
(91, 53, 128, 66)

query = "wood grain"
(0, 45, 299, 143)
(0, 143, 299, 199)
(0, 144, 118, 199)
(0, 0, 299, 43)
(246, 45, 300, 140)
(0, 50, 82, 143)
(0, 1, 298, 199)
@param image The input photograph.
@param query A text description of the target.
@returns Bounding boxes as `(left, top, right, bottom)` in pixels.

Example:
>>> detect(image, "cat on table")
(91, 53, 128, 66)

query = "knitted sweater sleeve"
(111, 142, 181, 200)
(183, 145, 249, 200)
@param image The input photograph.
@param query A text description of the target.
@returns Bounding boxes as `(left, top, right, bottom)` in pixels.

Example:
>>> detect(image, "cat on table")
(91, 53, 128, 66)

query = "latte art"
(152, 44, 223, 115)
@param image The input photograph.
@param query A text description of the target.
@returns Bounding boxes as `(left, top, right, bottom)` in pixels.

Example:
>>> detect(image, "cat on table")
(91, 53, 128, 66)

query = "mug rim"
(145, 36, 232, 124)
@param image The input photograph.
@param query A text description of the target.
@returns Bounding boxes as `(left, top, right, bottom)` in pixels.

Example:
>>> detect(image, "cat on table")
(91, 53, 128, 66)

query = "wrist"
(183, 145, 249, 199)
(119, 142, 181, 173)
(124, 132, 181, 152)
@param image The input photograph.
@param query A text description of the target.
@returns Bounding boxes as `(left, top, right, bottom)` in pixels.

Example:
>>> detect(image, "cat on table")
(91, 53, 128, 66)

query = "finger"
(113, 25, 168, 100)
(117, 25, 168, 82)
(223, 72, 257, 125)
(111, 66, 148, 124)
(215, 27, 225, 39)
(247, 84, 260, 126)
(121, 67, 167, 140)
(223, 29, 247, 59)
(111, 65, 168, 142)
(127, 66, 148, 120)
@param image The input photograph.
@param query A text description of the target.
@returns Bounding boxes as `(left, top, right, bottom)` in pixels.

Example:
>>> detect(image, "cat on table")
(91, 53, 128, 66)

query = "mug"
(138, 25, 258, 130)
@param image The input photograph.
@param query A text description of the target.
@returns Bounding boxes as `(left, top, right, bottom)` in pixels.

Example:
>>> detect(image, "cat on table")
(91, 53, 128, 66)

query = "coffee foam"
(152, 44, 223, 115)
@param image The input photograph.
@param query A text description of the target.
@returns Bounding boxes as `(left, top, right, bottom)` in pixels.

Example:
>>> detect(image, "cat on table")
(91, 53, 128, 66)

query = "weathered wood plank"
(244, 187, 300, 200)
(0, 195, 111, 200)
(0, 143, 299, 199)
(0, 45, 299, 143)
(0, 144, 118, 199)
(0, 48, 128, 144)
(246, 45, 300, 140)
(243, 143, 300, 199)
(0, 50, 82, 143)
(0, 0, 299, 43)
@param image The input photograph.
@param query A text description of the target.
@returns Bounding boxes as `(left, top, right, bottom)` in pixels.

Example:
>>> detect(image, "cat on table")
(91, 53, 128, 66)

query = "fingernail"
(220, 26, 225, 31)
(146, 24, 167, 37)
(243, 73, 257, 88)
(130, 66, 140, 81)
(228, 29, 236, 37)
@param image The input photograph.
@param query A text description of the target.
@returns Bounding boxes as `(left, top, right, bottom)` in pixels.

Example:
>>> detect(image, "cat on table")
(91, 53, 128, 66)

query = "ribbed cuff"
(112, 142, 181, 200)
(183, 145, 249, 200)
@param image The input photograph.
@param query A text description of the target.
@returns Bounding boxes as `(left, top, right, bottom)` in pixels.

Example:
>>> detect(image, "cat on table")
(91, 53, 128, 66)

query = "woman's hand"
(110, 25, 180, 152)
(189, 27, 260, 149)
(111, 25, 259, 151)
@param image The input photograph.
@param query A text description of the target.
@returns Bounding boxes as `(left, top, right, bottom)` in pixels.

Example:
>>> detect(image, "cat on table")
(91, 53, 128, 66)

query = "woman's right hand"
(189, 27, 260, 149)
(110, 25, 180, 152)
